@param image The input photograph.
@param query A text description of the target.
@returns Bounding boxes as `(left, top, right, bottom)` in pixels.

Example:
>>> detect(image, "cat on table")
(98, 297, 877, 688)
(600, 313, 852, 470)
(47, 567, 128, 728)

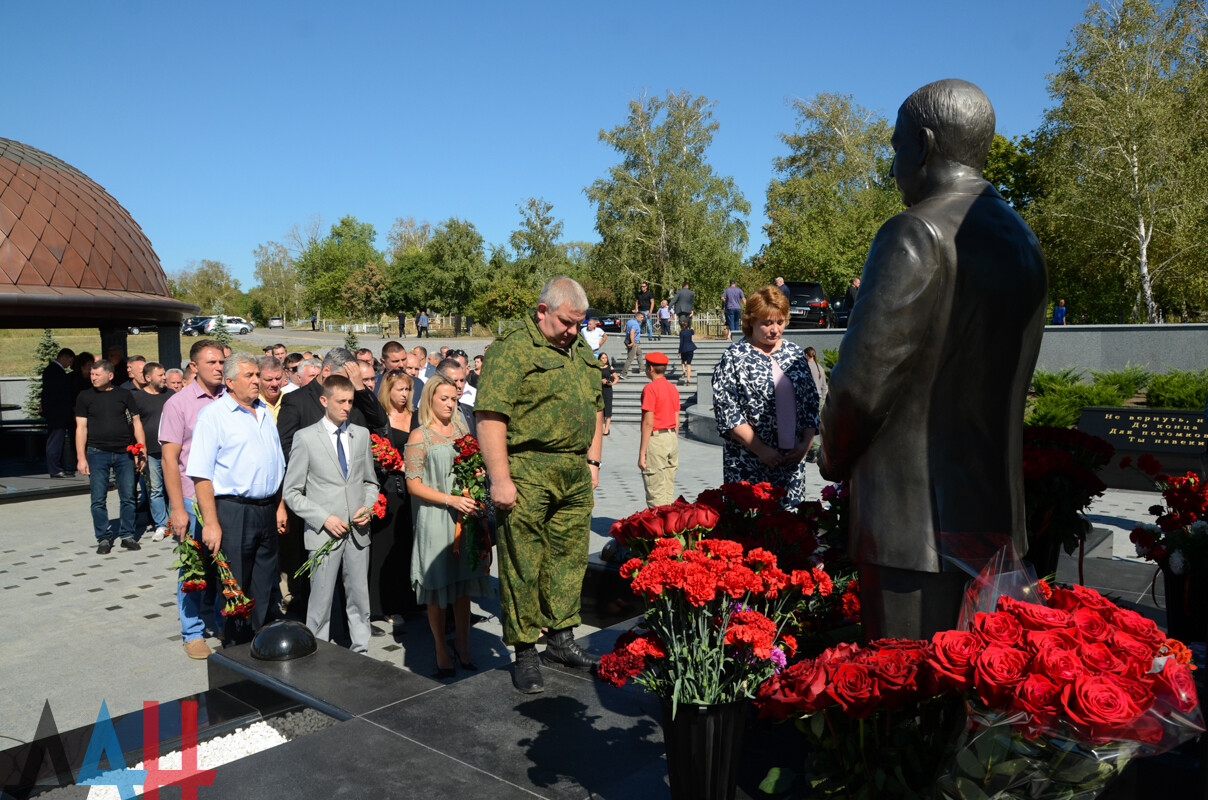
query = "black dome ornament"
(250, 619, 317, 661)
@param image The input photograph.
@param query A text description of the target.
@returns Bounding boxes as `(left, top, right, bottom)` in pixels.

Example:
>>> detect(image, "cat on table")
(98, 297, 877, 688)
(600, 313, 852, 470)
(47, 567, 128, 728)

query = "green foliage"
(170, 259, 244, 314)
(294, 216, 385, 317)
(425, 218, 487, 313)
(1089, 364, 1152, 399)
(252, 241, 302, 320)
(586, 90, 750, 305)
(24, 329, 61, 417)
(1026, 383, 1127, 428)
(509, 197, 566, 290)
(210, 301, 232, 348)
(344, 330, 359, 352)
(983, 134, 1039, 212)
(1032, 0, 1208, 323)
(1030, 367, 1084, 396)
(1145, 369, 1208, 410)
(468, 275, 539, 329)
(822, 348, 839, 379)
(343, 260, 391, 319)
(759, 93, 900, 295)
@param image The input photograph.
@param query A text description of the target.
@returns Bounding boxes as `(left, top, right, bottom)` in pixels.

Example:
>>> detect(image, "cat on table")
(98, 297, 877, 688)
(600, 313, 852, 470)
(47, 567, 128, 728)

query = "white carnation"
(1169, 549, 1187, 576)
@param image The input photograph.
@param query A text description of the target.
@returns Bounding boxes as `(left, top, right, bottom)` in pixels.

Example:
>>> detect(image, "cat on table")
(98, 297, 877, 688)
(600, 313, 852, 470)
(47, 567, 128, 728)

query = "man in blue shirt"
(188, 352, 287, 645)
(1052, 299, 1067, 325)
(621, 312, 644, 377)
(722, 280, 745, 332)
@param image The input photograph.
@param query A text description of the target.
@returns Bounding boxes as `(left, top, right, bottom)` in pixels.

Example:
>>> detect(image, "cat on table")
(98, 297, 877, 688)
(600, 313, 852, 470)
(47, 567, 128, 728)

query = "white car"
(268, 316, 285, 329)
(204, 315, 255, 335)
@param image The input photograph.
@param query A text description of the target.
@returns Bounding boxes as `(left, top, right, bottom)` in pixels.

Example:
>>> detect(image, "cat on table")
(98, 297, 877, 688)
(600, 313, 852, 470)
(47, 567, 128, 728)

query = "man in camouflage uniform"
(476, 276, 604, 693)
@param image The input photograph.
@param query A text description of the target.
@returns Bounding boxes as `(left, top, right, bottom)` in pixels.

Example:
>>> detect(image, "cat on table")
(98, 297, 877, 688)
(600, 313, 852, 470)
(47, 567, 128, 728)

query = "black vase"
(1162, 568, 1207, 644)
(659, 697, 748, 800)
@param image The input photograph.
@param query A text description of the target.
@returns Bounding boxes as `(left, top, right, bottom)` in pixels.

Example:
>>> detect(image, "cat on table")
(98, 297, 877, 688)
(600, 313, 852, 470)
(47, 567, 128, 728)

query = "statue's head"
(891, 79, 995, 206)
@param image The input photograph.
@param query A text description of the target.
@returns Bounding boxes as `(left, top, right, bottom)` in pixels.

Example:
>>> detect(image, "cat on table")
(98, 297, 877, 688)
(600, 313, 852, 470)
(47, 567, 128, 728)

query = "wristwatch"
(587, 459, 601, 468)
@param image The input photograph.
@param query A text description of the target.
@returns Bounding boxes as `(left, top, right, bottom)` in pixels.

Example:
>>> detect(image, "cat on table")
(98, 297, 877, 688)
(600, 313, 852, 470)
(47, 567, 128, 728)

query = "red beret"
(645, 352, 669, 365)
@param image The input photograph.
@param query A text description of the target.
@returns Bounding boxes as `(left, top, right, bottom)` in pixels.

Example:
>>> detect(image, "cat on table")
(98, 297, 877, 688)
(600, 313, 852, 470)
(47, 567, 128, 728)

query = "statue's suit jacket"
(820, 176, 1047, 573)
(283, 420, 379, 551)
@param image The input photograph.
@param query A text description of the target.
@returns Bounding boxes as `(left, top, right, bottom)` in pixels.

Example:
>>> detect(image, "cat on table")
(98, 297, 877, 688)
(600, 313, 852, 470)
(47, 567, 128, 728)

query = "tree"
(759, 93, 900, 294)
(252, 241, 303, 320)
(170, 260, 243, 314)
(1033, 0, 1208, 323)
(424, 218, 487, 313)
(23, 329, 60, 417)
(984, 133, 1040, 212)
(385, 216, 432, 259)
(509, 197, 566, 288)
(585, 91, 750, 304)
(210, 301, 232, 348)
(293, 215, 385, 316)
(343, 260, 391, 320)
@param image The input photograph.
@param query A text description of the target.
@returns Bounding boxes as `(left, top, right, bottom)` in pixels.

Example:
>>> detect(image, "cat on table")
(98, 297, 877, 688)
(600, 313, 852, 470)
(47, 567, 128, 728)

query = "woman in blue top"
(711, 287, 819, 505)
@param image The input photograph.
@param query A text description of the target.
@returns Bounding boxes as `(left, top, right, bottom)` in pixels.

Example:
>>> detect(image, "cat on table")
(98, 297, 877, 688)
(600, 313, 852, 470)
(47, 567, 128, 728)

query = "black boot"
(544, 628, 600, 669)
(512, 643, 544, 694)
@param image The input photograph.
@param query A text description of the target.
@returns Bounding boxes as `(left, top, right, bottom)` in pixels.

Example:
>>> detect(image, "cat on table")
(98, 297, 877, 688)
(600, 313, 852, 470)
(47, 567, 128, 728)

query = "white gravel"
(32, 708, 336, 799)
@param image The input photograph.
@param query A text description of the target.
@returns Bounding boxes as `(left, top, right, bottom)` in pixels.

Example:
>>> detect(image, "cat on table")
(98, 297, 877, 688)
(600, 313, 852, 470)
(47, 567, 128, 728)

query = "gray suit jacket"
(820, 176, 1047, 573)
(283, 420, 380, 550)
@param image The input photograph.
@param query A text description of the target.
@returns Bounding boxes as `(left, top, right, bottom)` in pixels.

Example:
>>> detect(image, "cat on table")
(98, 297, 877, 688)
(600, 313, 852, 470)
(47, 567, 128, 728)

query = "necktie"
(336, 427, 348, 478)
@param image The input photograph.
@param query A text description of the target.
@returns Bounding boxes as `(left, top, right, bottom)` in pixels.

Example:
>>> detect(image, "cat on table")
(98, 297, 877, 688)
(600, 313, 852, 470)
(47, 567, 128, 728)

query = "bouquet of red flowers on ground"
(598, 534, 805, 716)
(756, 569, 1203, 799)
(1126, 455, 1208, 577)
(450, 434, 490, 571)
(370, 433, 404, 472)
(1021, 426, 1114, 582)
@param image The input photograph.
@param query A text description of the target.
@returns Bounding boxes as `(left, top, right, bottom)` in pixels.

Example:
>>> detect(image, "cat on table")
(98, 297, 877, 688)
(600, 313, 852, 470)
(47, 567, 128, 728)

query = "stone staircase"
(600, 334, 733, 425)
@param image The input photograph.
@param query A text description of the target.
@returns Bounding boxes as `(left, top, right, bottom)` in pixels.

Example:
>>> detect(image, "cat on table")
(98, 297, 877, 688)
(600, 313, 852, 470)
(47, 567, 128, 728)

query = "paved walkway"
(0, 421, 1167, 747)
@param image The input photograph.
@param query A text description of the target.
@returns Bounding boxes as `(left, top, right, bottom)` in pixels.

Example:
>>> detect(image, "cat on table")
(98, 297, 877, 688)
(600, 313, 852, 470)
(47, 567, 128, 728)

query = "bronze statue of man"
(819, 79, 1047, 640)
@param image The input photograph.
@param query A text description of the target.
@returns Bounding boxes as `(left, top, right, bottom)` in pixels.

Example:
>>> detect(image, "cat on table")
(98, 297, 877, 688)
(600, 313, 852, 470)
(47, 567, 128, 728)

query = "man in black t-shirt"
(633, 281, 655, 340)
(131, 362, 175, 542)
(75, 360, 147, 554)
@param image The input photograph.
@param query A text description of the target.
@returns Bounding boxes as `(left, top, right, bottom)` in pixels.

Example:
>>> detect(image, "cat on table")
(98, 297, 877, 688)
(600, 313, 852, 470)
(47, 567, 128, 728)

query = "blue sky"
(6, 1, 1091, 287)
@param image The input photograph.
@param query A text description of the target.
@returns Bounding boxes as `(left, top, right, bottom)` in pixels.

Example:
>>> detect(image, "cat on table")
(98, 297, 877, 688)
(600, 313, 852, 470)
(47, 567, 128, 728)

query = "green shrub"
(822, 349, 839, 379)
(1031, 367, 1084, 396)
(1025, 383, 1127, 428)
(1145, 369, 1208, 410)
(1090, 363, 1152, 399)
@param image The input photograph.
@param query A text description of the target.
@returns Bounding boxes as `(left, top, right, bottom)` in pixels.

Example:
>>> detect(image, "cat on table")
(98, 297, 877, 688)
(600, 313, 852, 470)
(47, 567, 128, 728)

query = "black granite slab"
(0, 690, 262, 800)
(365, 663, 667, 799)
(208, 639, 440, 720)
(206, 716, 539, 799)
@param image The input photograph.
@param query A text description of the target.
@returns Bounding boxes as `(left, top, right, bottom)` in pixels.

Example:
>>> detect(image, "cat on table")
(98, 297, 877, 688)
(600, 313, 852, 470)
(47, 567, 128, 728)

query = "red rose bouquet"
(450, 434, 490, 572)
(1021, 426, 1114, 583)
(756, 569, 1204, 799)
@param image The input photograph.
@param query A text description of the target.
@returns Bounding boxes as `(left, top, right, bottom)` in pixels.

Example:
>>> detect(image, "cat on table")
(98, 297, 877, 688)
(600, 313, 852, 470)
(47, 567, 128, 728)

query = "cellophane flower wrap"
(600, 482, 857, 718)
(755, 547, 1204, 799)
(450, 434, 490, 571)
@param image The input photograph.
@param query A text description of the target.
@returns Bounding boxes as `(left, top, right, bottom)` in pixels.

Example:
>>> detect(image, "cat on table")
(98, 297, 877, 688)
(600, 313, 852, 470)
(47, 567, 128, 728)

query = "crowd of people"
(48, 272, 841, 690)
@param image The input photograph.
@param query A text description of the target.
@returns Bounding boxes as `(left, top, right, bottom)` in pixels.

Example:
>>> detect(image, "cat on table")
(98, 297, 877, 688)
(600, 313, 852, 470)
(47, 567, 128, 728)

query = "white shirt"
(320, 416, 353, 469)
(281, 381, 299, 394)
(187, 393, 285, 498)
(582, 327, 606, 351)
(458, 383, 477, 408)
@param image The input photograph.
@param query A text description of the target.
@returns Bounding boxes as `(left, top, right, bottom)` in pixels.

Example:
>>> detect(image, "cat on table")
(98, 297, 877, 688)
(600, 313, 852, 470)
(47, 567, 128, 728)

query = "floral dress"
(711, 339, 820, 505)
(404, 420, 494, 607)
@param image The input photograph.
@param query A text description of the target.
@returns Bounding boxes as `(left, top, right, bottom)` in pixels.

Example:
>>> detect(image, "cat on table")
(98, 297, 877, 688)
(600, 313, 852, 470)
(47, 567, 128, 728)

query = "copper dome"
(0, 137, 196, 328)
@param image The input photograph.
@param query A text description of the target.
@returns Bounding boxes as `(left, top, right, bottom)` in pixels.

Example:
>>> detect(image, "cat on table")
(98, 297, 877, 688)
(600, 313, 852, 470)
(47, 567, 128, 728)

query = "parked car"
(829, 295, 851, 328)
(203, 315, 254, 335)
(127, 323, 157, 335)
(181, 316, 212, 336)
(268, 316, 285, 329)
(582, 308, 623, 333)
(784, 281, 835, 329)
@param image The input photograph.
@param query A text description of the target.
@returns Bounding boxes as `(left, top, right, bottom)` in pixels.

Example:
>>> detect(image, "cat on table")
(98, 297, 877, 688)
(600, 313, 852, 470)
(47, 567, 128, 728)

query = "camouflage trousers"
(497, 451, 593, 645)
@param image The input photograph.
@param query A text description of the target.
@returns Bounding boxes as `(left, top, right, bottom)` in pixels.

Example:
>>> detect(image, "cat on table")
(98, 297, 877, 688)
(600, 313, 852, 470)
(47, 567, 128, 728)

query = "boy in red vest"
(638, 352, 680, 508)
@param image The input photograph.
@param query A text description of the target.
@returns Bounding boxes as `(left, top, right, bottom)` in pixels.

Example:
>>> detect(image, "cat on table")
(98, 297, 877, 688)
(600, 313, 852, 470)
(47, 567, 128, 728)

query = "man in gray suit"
(819, 79, 1047, 640)
(283, 375, 380, 653)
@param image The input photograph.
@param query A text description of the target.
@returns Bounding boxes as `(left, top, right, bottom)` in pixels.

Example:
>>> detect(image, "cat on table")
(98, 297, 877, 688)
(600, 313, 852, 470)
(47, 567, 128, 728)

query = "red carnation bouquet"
(294, 493, 388, 579)
(756, 565, 1203, 799)
(126, 442, 147, 475)
(171, 536, 207, 594)
(449, 434, 490, 572)
(370, 433, 404, 472)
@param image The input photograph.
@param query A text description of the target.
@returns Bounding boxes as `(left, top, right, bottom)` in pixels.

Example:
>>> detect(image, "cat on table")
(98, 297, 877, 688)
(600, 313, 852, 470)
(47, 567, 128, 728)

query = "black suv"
(784, 281, 835, 329)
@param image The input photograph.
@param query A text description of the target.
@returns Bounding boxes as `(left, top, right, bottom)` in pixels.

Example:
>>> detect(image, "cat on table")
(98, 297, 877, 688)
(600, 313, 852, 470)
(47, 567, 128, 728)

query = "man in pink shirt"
(159, 339, 226, 660)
